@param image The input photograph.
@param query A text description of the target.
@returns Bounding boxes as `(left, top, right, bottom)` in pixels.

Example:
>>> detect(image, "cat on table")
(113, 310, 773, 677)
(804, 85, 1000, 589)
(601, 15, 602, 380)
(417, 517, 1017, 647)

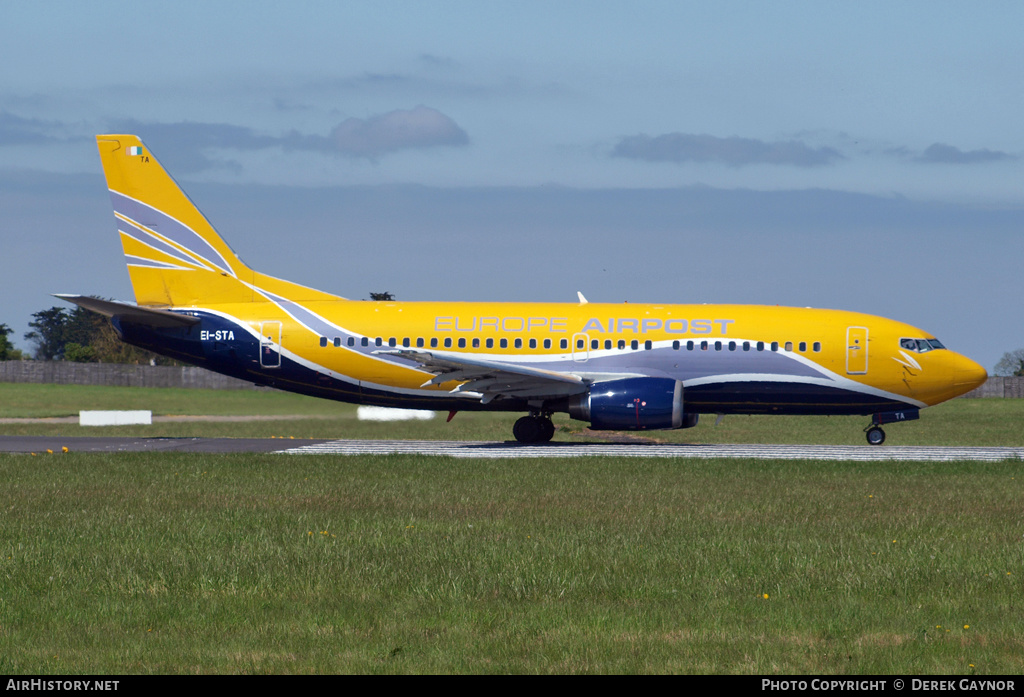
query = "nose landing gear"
(513, 412, 556, 443)
(864, 408, 920, 445)
(864, 426, 886, 446)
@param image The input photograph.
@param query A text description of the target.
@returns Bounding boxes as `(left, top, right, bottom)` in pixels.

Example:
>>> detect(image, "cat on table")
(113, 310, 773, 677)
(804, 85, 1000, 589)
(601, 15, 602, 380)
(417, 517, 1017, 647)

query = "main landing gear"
(513, 412, 555, 444)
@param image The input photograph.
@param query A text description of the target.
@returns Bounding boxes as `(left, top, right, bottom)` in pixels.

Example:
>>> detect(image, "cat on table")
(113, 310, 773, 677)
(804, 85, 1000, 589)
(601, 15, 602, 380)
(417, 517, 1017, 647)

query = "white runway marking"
(278, 440, 1024, 462)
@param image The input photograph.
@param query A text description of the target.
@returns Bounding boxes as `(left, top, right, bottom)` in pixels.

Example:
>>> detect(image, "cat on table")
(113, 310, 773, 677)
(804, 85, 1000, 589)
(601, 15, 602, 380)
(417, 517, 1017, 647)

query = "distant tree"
(0, 323, 23, 360)
(994, 348, 1024, 377)
(63, 342, 98, 363)
(24, 307, 70, 360)
(369, 292, 395, 301)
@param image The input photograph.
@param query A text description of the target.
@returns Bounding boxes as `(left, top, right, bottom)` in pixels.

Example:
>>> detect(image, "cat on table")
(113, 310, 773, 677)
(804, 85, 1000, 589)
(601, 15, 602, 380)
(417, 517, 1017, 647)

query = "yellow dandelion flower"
(763, 593, 769, 600)
(964, 625, 970, 629)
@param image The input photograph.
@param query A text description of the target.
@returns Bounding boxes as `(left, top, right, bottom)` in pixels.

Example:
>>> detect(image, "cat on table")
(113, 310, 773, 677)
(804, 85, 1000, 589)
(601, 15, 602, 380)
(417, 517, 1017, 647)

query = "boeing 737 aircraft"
(59, 135, 988, 445)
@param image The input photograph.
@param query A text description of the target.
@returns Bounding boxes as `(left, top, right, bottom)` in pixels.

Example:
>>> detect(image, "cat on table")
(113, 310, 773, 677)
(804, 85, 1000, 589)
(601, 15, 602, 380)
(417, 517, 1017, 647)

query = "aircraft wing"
(55, 294, 201, 328)
(375, 349, 588, 403)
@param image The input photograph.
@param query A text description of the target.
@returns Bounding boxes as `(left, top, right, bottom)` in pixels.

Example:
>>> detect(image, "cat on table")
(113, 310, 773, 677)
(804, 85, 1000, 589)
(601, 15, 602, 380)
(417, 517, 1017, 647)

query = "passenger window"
(515, 338, 523, 349)
(348, 337, 355, 347)
(545, 339, 552, 349)
(687, 341, 694, 351)
(389, 337, 397, 347)
(728, 341, 736, 351)
(644, 340, 652, 350)
(700, 341, 708, 351)
(799, 342, 806, 352)
(458, 338, 466, 348)
(319, 336, 327, 348)
(416, 338, 424, 348)
(771, 341, 779, 351)
(361, 337, 369, 347)
(375, 337, 383, 347)
(576, 338, 585, 349)
(618, 339, 626, 349)
(560, 339, 568, 350)
(590, 339, 598, 350)
(784, 341, 793, 352)
(444, 338, 452, 348)
(631, 340, 639, 350)
(673, 340, 680, 350)
(430, 338, 438, 348)
(486, 338, 494, 349)
(529, 338, 537, 349)
(500, 338, 508, 349)
(605, 340, 612, 350)
(402, 338, 410, 348)
(813, 342, 821, 352)
(757, 341, 764, 351)
(473, 338, 480, 348)
(743, 341, 750, 351)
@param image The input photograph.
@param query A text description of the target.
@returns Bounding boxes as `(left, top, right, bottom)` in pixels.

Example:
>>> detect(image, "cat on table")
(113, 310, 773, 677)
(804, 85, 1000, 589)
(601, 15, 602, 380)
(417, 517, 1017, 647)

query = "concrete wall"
(962, 376, 1024, 399)
(0, 360, 258, 390)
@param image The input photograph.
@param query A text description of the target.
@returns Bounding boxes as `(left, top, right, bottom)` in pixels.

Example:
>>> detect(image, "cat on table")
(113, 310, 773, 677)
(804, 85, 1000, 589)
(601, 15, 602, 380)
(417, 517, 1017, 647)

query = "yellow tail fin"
(97, 135, 255, 306)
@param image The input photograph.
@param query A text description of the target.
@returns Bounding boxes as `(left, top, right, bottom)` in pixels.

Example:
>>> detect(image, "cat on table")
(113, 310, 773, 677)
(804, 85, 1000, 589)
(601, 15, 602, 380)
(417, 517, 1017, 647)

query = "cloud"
(611, 133, 843, 167)
(0, 111, 67, 145)
(109, 106, 470, 169)
(323, 105, 469, 158)
(916, 142, 1016, 164)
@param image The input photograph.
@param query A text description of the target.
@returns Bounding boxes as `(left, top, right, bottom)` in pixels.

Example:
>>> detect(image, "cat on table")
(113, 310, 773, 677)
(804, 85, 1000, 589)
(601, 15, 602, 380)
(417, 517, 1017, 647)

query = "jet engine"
(568, 377, 697, 430)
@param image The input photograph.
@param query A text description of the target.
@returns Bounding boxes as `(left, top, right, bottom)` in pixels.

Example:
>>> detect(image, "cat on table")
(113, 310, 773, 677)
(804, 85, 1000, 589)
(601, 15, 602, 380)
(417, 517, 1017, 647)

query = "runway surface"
(2, 436, 1022, 461)
(280, 439, 1024, 461)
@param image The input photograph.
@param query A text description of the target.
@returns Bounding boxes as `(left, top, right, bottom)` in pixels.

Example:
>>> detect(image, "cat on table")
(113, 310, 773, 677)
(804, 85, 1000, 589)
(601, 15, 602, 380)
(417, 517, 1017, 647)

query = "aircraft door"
(572, 332, 589, 363)
(260, 321, 282, 368)
(846, 326, 868, 375)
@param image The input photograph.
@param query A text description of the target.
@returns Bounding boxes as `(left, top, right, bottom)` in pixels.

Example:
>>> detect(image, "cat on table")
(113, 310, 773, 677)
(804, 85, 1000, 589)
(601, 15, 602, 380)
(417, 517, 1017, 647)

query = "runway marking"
(278, 440, 1024, 462)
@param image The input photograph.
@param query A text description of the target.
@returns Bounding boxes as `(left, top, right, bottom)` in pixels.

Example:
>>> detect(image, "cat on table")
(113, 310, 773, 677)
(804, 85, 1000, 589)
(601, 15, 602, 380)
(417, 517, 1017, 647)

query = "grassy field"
(0, 452, 1021, 674)
(1, 382, 1023, 445)
(1, 383, 1021, 673)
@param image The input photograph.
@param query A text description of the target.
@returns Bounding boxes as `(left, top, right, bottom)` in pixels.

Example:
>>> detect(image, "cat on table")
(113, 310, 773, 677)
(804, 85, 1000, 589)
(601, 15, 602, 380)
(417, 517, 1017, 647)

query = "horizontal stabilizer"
(54, 294, 200, 328)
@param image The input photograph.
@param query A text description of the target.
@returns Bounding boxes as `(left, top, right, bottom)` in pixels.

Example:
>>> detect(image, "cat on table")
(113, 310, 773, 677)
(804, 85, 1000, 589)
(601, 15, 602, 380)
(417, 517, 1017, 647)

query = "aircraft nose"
(954, 354, 988, 393)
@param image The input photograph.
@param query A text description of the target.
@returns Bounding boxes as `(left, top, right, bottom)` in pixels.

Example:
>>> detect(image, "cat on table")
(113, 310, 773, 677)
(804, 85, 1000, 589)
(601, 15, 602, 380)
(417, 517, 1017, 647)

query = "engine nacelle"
(568, 377, 690, 431)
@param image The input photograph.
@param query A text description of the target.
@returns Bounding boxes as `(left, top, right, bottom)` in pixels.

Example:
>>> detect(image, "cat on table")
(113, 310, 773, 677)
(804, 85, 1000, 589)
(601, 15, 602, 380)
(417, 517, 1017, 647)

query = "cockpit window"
(900, 338, 945, 353)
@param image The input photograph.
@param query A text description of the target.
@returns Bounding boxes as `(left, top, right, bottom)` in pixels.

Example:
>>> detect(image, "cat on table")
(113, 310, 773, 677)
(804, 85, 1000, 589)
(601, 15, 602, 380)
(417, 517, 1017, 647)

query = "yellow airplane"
(59, 135, 988, 445)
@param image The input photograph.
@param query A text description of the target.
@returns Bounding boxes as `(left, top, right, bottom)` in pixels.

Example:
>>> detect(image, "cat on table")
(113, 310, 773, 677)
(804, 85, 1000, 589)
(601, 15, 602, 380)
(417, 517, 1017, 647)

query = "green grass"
(1, 453, 1021, 674)
(1, 382, 1022, 445)
(0, 383, 338, 418)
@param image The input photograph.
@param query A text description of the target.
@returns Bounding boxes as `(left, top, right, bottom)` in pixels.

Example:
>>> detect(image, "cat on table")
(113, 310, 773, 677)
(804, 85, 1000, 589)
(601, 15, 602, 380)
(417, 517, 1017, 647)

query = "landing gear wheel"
(513, 415, 555, 444)
(538, 417, 555, 442)
(865, 426, 886, 446)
